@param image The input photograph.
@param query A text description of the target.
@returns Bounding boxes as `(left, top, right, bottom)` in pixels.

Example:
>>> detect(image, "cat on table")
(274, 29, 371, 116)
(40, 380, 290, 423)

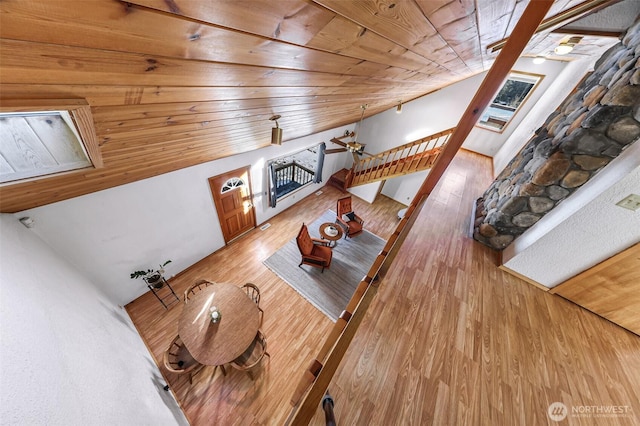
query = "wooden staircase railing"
(346, 128, 455, 188)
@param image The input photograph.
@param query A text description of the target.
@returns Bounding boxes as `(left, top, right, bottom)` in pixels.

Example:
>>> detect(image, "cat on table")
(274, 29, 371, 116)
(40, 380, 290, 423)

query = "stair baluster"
(338, 127, 454, 188)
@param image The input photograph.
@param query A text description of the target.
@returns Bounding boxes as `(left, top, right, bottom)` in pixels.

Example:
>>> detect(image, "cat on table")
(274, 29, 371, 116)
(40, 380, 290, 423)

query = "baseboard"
(469, 197, 478, 238)
(498, 264, 550, 292)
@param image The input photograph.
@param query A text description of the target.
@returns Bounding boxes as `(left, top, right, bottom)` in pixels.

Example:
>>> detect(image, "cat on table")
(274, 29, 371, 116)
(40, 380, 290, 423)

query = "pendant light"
(347, 104, 367, 153)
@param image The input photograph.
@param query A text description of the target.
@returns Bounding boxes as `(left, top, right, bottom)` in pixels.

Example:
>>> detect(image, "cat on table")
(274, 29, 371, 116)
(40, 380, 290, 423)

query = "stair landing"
(326, 168, 349, 192)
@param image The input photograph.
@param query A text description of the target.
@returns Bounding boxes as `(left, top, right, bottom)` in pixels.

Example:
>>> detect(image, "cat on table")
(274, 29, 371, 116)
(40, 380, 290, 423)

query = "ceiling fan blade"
(325, 148, 348, 154)
(330, 131, 355, 148)
(329, 137, 347, 147)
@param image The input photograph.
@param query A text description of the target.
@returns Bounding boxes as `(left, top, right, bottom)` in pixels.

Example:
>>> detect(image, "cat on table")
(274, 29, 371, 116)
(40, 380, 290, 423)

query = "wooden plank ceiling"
(0, 0, 620, 212)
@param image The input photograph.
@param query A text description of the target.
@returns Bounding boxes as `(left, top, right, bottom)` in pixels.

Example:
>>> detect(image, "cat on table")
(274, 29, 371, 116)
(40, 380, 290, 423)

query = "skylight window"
(476, 71, 543, 132)
(0, 111, 93, 183)
(0, 99, 102, 184)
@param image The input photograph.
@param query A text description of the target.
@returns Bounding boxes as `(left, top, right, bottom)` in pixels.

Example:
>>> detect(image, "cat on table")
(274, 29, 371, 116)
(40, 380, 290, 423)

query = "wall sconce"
(19, 217, 35, 228)
(396, 101, 403, 114)
(269, 115, 282, 145)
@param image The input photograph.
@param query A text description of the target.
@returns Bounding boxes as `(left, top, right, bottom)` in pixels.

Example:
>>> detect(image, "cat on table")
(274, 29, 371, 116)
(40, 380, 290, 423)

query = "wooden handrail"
(359, 127, 455, 162)
(346, 128, 454, 187)
(287, 2, 553, 422)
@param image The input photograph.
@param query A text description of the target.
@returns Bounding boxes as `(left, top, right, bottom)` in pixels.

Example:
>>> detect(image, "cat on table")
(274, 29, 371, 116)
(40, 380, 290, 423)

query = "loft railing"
(346, 127, 455, 187)
(274, 162, 314, 199)
(286, 128, 456, 423)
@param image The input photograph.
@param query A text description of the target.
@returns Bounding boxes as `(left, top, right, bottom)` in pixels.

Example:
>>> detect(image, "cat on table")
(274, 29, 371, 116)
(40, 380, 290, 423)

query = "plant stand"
(144, 276, 180, 309)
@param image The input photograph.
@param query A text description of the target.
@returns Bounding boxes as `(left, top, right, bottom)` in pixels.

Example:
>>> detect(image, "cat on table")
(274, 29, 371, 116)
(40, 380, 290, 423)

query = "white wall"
(358, 72, 483, 156)
(382, 170, 429, 206)
(351, 57, 574, 205)
(358, 57, 569, 157)
(492, 57, 598, 175)
(17, 126, 350, 306)
(0, 214, 188, 426)
(343, 74, 481, 204)
(347, 181, 380, 204)
(8, 54, 609, 307)
(503, 141, 640, 287)
(464, 58, 570, 157)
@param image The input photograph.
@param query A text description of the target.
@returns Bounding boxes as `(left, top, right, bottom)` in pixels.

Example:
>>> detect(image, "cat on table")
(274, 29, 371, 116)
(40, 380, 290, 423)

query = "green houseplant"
(130, 260, 172, 288)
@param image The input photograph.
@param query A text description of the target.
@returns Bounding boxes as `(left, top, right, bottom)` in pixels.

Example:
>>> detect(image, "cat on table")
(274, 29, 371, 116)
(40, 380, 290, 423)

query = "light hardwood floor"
(126, 150, 640, 425)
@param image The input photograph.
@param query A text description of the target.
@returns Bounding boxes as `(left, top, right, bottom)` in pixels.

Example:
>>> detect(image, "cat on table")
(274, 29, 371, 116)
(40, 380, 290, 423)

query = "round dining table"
(178, 283, 260, 366)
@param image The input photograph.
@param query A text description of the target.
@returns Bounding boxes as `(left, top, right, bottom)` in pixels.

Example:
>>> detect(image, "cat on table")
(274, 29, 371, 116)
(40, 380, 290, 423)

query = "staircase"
(327, 127, 454, 190)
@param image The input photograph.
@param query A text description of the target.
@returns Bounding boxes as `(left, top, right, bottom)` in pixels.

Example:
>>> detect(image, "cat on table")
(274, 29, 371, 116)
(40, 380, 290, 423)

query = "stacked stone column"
(474, 18, 640, 250)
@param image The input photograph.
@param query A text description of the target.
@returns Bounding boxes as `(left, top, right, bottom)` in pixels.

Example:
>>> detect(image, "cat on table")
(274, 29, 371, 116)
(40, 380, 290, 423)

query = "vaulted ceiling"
(0, 0, 628, 212)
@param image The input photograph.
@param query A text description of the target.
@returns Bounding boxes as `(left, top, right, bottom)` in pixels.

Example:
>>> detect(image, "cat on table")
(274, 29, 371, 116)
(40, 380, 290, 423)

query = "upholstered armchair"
(296, 223, 333, 272)
(336, 196, 364, 238)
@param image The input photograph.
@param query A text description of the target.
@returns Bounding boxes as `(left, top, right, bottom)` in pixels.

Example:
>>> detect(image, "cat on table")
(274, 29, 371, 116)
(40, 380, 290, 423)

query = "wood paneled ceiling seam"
(96, 106, 384, 135)
(309, 0, 463, 74)
(122, 0, 443, 75)
(0, 1, 437, 79)
(0, 39, 438, 90)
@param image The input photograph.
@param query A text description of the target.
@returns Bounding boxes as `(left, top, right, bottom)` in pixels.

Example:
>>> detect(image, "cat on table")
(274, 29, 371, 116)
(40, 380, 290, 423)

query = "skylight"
(0, 111, 93, 183)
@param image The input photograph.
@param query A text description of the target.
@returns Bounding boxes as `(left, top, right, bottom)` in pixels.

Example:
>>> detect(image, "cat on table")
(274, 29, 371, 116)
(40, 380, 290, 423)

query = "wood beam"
(286, 1, 554, 424)
(551, 28, 622, 38)
(410, 1, 554, 211)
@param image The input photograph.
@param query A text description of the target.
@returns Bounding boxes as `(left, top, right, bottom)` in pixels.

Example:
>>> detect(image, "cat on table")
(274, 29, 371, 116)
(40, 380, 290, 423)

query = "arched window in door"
(221, 177, 245, 193)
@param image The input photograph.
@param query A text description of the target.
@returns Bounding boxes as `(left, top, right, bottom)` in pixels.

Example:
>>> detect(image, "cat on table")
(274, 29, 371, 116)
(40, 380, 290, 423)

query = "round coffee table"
(319, 222, 343, 246)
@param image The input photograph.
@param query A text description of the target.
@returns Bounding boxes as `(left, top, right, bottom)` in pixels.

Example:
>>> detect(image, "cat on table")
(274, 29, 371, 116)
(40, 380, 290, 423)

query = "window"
(476, 71, 543, 132)
(0, 99, 102, 184)
(272, 146, 318, 199)
(267, 143, 325, 207)
(221, 177, 245, 193)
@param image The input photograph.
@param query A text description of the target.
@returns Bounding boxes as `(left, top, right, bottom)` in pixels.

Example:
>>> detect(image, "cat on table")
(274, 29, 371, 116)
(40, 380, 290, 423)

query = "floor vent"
(316, 190, 323, 196)
(260, 223, 271, 231)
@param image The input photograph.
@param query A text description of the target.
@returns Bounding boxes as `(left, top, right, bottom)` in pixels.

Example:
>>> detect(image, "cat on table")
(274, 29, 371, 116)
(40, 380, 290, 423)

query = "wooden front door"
(209, 166, 256, 244)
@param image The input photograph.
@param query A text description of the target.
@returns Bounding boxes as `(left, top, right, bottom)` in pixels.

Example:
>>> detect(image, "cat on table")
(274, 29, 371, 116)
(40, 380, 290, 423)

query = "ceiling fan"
(327, 104, 368, 157)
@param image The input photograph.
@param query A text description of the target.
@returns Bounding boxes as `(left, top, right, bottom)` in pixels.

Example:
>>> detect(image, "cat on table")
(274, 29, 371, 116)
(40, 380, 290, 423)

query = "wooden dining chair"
(183, 279, 215, 303)
(230, 329, 270, 380)
(241, 283, 264, 325)
(162, 334, 205, 384)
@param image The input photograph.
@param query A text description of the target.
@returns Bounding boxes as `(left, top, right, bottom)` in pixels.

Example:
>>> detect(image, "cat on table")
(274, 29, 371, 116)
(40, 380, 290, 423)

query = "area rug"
(263, 210, 385, 321)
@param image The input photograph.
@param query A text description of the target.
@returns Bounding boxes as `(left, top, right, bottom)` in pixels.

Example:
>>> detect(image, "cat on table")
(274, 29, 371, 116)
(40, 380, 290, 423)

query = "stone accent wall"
(473, 18, 640, 250)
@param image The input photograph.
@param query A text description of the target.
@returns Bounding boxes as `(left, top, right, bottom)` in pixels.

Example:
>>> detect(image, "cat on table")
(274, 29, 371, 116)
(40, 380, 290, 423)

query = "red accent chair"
(336, 196, 364, 238)
(296, 223, 333, 272)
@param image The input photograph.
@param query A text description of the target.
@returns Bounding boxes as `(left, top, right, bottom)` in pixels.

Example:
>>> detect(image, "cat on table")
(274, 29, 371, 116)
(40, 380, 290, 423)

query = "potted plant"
(130, 260, 172, 288)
